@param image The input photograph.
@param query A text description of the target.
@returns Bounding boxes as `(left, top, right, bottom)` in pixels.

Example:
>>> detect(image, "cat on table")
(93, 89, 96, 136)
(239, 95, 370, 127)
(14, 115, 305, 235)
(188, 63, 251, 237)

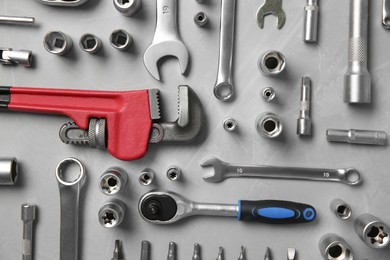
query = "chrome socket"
(194, 12, 208, 27)
(43, 31, 73, 56)
(0, 158, 19, 185)
(98, 200, 126, 228)
(354, 214, 390, 249)
(223, 118, 238, 132)
(319, 234, 354, 260)
(113, 0, 142, 16)
(110, 29, 133, 51)
(0, 48, 32, 67)
(79, 34, 102, 54)
(261, 87, 276, 102)
(166, 166, 182, 181)
(256, 112, 283, 138)
(326, 129, 387, 146)
(138, 168, 155, 186)
(303, 0, 319, 43)
(99, 167, 128, 195)
(259, 50, 286, 76)
(330, 199, 352, 220)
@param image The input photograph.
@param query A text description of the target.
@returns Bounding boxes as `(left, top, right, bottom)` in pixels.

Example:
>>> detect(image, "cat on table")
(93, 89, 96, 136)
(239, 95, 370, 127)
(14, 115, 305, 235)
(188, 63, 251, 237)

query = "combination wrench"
(56, 158, 86, 260)
(201, 157, 362, 186)
(214, 0, 236, 101)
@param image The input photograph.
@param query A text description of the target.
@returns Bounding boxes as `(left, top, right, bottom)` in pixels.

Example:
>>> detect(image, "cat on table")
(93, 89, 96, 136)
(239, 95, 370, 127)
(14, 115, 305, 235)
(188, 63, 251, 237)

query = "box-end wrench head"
(143, 0, 189, 81)
(56, 158, 86, 260)
(256, 0, 286, 29)
(201, 157, 362, 186)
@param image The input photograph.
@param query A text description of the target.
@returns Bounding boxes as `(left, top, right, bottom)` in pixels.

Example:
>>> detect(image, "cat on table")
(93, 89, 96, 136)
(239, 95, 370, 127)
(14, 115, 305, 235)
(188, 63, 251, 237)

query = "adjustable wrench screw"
(21, 203, 36, 260)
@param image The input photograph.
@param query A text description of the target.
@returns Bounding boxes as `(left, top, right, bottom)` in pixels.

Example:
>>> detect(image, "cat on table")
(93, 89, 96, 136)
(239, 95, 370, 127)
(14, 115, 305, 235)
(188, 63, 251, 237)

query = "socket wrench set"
(0, 0, 389, 259)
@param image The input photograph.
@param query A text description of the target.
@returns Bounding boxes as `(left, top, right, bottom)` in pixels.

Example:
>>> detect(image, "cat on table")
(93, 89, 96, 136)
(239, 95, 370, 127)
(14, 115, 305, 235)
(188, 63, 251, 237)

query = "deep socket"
(297, 77, 312, 136)
(303, 0, 319, 42)
(326, 129, 387, 146)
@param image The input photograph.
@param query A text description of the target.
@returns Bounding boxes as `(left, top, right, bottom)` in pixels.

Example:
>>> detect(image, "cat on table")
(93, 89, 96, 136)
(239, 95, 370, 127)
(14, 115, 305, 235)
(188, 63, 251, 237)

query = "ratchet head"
(201, 157, 228, 183)
(143, 41, 189, 81)
(138, 190, 192, 224)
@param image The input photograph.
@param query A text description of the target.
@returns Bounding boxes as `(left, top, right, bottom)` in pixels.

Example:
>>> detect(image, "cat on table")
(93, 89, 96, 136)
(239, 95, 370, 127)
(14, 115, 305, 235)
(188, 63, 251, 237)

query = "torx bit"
(238, 246, 245, 260)
(287, 248, 296, 260)
(297, 76, 312, 136)
(264, 247, 271, 260)
(167, 242, 177, 260)
(140, 241, 150, 260)
(216, 247, 224, 260)
(21, 204, 36, 260)
(192, 243, 201, 260)
(111, 240, 123, 260)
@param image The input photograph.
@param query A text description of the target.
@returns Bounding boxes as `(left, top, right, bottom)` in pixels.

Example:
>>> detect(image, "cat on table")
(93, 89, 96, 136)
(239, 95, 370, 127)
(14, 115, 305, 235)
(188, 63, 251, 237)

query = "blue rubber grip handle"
(237, 200, 316, 224)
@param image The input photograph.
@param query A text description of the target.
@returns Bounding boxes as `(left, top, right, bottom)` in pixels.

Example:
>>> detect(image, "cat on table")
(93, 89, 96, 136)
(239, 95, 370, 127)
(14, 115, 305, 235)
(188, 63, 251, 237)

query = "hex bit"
(21, 204, 36, 260)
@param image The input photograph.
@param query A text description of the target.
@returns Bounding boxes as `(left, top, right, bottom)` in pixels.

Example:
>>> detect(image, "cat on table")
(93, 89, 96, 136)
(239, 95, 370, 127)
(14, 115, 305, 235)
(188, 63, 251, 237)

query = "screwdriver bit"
(216, 247, 224, 260)
(264, 247, 271, 260)
(287, 248, 296, 260)
(21, 204, 36, 260)
(238, 246, 245, 260)
(111, 240, 123, 260)
(192, 243, 201, 260)
(140, 241, 150, 260)
(167, 242, 177, 260)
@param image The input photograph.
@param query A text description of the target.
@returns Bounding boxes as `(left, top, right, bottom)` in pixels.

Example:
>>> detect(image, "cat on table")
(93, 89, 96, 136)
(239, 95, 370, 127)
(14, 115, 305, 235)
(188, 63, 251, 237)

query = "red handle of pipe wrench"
(5, 87, 153, 160)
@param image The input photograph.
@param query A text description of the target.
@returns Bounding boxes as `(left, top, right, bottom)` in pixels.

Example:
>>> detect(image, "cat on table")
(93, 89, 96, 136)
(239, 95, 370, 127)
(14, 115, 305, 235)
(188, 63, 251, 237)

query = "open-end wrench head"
(200, 157, 227, 183)
(143, 41, 189, 81)
(256, 0, 286, 29)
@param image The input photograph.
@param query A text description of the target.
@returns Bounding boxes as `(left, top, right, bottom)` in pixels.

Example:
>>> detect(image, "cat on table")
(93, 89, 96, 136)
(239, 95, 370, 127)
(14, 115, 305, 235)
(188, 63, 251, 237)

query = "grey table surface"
(0, 0, 389, 259)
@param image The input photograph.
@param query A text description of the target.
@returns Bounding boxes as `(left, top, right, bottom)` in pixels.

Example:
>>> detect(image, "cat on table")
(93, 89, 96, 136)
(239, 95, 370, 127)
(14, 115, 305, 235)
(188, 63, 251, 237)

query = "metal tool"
(196, 0, 206, 3)
(344, 0, 371, 104)
(326, 129, 387, 145)
(255, 112, 283, 138)
(0, 48, 32, 67)
(238, 246, 245, 260)
(261, 87, 276, 102)
(141, 241, 151, 260)
(330, 199, 352, 220)
(21, 204, 36, 260)
(383, 0, 390, 29)
(194, 12, 208, 27)
(192, 244, 201, 260)
(167, 166, 182, 181)
(201, 157, 362, 186)
(143, 0, 189, 81)
(38, 0, 88, 6)
(319, 234, 354, 260)
(256, 0, 286, 29)
(297, 77, 312, 136)
(0, 15, 34, 25)
(354, 214, 390, 249)
(287, 248, 296, 260)
(259, 50, 286, 76)
(99, 167, 127, 195)
(98, 200, 126, 228)
(167, 242, 177, 260)
(0, 158, 18, 185)
(139, 190, 316, 224)
(111, 240, 123, 260)
(56, 157, 86, 260)
(223, 118, 238, 132)
(303, 0, 319, 43)
(114, 0, 142, 16)
(139, 168, 155, 186)
(43, 31, 73, 56)
(110, 29, 133, 51)
(79, 34, 102, 54)
(0, 85, 203, 160)
(264, 247, 271, 260)
(214, 0, 236, 101)
(216, 247, 223, 260)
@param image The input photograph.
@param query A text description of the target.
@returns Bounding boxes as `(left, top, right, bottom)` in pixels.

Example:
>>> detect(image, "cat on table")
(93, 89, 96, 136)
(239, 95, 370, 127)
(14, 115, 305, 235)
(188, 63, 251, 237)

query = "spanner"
(201, 157, 362, 186)
(143, 0, 189, 81)
(56, 158, 86, 260)
(213, 0, 236, 101)
(139, 190, 316, 224)
(256, 0, 286, 29)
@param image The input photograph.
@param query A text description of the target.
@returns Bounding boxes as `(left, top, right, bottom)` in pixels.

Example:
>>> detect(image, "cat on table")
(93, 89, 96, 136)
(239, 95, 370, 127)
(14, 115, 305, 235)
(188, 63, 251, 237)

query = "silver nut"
(98, 200, 126, 228)
(255, 112, 283, 138)
(79, 33, 102, 54)
(194, 12, 208, 27)
(113, 0, 142, 16)
(166, 166, 181, 181)
(330, 199, 352, 220)
(43, 31, 73, 56)
(259, 50, 286, 76)
(223, 118, 237, 132)
(99, 167, 128, 195)
(110, 29, 133, 51)
(261, 87, 276, 102)
(138, 168, 155, 186)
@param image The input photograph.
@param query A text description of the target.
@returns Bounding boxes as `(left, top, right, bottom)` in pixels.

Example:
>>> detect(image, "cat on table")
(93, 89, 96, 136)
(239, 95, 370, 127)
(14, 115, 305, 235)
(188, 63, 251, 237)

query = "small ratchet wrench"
(201, 157, 362, 186)
(139, 190, 316, 225)
(56, 158, 86, 260)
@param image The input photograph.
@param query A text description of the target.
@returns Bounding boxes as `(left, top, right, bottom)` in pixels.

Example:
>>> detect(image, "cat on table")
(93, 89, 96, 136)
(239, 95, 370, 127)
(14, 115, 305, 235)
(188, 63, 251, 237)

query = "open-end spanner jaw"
(149, 85, 203, 143)
(256, 0, 286, 29)
(200, 157, 227, 182)
(143, 0, 189, 81)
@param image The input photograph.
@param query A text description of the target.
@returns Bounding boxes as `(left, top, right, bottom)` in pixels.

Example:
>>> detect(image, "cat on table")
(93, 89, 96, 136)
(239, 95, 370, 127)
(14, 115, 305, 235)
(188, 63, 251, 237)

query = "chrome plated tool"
(256, 0, 286, 29)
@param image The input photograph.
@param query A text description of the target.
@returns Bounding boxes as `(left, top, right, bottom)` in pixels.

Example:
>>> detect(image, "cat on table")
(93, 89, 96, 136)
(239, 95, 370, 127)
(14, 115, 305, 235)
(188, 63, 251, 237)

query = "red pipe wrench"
(0, 85, 203, 160)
